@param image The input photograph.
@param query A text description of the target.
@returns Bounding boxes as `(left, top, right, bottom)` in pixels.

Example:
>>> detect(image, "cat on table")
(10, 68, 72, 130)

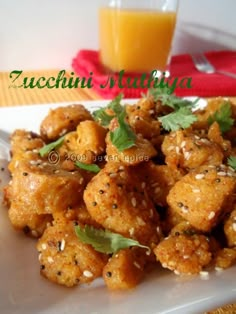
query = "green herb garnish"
(148, 87, 199, 111)
(147, 87, 198, 131)
(110, 110, 136, 151)
(227, 156, 236, 170)
(158, 107, 198, 132)
(75, 161, 101, 173)
(75, 225, 150, 254)
(207, 102, 234, 133)
(39, 136, 65, 157)
(93, 94, 124, 127)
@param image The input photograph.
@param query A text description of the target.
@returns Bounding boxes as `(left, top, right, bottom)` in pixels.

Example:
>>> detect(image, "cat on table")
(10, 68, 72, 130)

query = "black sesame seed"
(76, 278, 80, 283)
(112, 204, 118, 209)
(1, 167, 4, 171)
(22, 172, 28, 176)
(68, 205, 72, 210)
(73, 221, 78, 226)
(203, 169, 208, 174)
(74, 259, 78, 265)
(106, 271, 112, 278)
(177, 202, 183, 208)
(136, 106, 140, 110)
(92, 201, 97, 206)
(175, 232, 180, 236)
(23, 225, 30, 234)
(57, 271, 62, 276)
(215, 178, 221, 183)
(99, 190, 104, 194)
(40, 265, 45, 270)
(57, 241, 62, 252)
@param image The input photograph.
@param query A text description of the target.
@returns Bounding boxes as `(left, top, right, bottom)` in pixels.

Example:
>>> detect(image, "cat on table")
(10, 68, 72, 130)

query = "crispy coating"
(84, 162, 161, 246)
(162, 129, 224, 170)
(8, 200, 52, 237)
(37, 220, 107, 287)
(8, 129, 45, 173)
(9, 161, 84, 215)
(103, 248, 145, 290)
(224, 208, 236, 247)
(106, 133, 157, 166)
(126, 99, 161, 146)
(215, 248, 236, 269)
(137, 161, 184, 207)
(167, 164, 236, 232)
(154, 233, 212, 274)
(40, 104, 93, 142)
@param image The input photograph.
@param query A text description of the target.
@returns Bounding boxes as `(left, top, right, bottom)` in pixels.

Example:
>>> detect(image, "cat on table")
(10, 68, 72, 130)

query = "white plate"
(0, 99, 235, 314)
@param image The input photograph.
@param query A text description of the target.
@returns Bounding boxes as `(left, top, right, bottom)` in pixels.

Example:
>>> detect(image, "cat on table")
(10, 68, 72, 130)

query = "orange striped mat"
(0, 70, 101, 107)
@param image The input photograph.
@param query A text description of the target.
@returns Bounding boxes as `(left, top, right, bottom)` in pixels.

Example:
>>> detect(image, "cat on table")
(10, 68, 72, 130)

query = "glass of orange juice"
(99, 0, 179, 74)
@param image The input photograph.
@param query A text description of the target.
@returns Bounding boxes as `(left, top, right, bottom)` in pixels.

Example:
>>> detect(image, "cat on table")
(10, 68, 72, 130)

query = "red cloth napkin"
(72, 50, 236, 99)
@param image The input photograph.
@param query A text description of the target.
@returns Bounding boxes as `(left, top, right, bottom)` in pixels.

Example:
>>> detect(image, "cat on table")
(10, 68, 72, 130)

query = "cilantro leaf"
(227, 156, 236, 171)
(75, 225, 150, 254)
(75, 161, 101, 173)
(148, 87, 198, 111)
(158, 107, 198, 131)
(93, 94, 124, 127)
(92, 108, 114, 127)
(207, 102, 234, 133)
(110, 110, 136, 151)
(39, 136, 65, 157)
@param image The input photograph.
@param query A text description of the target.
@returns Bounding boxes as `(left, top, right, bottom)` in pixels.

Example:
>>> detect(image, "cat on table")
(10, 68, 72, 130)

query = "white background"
(0, 0, 236, 71)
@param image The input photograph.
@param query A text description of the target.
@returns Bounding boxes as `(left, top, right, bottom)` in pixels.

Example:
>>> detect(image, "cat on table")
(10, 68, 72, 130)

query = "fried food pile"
(3, 94, 236, 289)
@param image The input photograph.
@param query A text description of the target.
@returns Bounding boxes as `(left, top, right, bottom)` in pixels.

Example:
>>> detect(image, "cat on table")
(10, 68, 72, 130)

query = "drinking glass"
(99, 0, 179, 74)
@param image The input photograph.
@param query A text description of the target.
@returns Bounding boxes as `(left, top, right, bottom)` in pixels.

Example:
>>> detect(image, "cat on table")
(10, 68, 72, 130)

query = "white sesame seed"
(129, 227, 135, 236)
(195, 174, 205, 180)
(133, 261, 142, 269)
(154, 187, 161, 194)
(192, 188, 200, 193)
(149, 209, 153, 218)
(30, 160, 38, 165)
(79, 178, 84, 184)
(156, 226, 161, 234)
(215, 267, 223, 272)
(142, 200, 147, 207)
(38, 253, 42, 261)
(180, 141, 186, 148)
(41, 243, 47, 250)
(131, 197, 137, 207)
(141, 182, 146, 189)
(83, 270, 93, 278)
(184, 151, 191, 160)
(196, 197, 201, 202)
(181, 206, 189, 213)
(162, 263, 168, 268)
(60, 239, 66, 251)
(32, 149, 39, 153)
(109, 173, 117, 178)
(31, 230, 38, 238)
(208, 211, 215, 220)
(183, 255, 190, 259)
(232, 223, 236, 232)
(47, 257, 54, 264)
(136, 217, 145, 226)
(217, 172, 227, 176)
(174, 270, 180, 275)
(151, 182, 159, 188)
(175, 147, 180, 154)
(194, 135, 200, 140)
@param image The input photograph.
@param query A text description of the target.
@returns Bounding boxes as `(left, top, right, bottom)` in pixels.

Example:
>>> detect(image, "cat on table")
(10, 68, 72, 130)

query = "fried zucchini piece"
(154, 233, 212, 274)
(84, 162, 161, 246)
(40, 104, 93, 142)
(8, 200, 52, 237)
(103, 248, 145, 290)
(37, 221, 107, 287)
(162, 129, 224, 170)
(9, 161, 84, 215)
(167, 164, 236, 232)
(224, 208, 236, 247)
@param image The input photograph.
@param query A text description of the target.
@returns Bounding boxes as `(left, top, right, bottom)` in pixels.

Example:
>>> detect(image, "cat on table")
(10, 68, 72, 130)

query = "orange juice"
(99, 8, 177, 73)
